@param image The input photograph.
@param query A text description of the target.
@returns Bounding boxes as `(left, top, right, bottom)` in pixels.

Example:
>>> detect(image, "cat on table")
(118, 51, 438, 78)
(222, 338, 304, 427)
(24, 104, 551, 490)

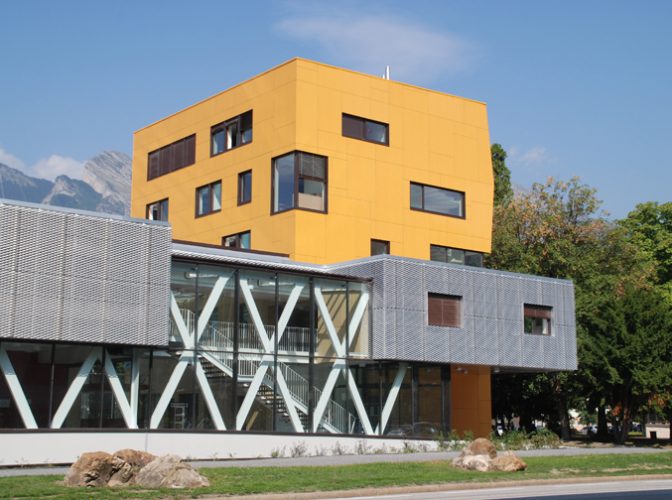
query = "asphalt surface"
(335, 479, 672, 499)
(0, 445, 669, 477)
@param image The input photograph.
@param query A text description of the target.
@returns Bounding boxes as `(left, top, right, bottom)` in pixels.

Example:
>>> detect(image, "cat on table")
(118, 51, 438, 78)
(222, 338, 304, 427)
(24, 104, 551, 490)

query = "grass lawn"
(1, 451, 672, 499)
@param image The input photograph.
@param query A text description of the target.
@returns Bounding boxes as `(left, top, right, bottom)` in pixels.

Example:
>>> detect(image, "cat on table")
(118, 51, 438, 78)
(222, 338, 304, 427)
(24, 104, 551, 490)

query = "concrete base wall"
(0, 432, 441, 467)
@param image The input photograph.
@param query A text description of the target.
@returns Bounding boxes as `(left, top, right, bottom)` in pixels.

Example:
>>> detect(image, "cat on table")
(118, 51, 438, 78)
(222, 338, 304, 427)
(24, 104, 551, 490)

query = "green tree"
(491, 144, 513, 206)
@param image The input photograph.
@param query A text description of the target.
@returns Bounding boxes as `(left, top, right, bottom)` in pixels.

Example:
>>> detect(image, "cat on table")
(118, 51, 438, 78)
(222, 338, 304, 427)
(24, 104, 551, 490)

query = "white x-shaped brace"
(149, 275, 231, 430)
(49, 346, 139, 429)
(312, 286, 373, 434)
(236, 279, 305, 431)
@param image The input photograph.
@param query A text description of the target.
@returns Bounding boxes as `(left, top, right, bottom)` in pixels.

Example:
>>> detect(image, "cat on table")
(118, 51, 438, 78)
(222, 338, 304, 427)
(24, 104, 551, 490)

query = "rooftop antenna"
(382, 65, 390, 80)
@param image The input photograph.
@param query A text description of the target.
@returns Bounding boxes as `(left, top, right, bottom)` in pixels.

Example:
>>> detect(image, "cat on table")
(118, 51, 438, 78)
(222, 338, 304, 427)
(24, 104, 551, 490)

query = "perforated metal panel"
(0, 200, 172, 346)
(333, 255, 577, 371)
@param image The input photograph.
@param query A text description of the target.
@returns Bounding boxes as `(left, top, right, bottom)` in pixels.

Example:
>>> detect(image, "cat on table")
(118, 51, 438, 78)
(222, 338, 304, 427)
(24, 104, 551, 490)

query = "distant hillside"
(0, 151, 131, 215)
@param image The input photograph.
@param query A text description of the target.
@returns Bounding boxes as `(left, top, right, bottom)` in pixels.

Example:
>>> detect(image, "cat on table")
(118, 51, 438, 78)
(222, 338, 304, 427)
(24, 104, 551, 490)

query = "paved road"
(0, 445, 669, 477)
(337, 479, 672, 499)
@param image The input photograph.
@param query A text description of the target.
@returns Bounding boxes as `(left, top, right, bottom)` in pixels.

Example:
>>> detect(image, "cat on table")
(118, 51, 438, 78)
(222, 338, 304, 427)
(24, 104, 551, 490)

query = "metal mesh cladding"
(0, 201, 171, 345)
(334, 256, 577, 371)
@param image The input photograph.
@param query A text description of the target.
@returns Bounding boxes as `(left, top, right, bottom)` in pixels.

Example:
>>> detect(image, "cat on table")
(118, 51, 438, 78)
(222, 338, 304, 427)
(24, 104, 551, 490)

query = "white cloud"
(0, 147, 84, 180)
(275, 12, 474, 83)
(0, 147, 26, 170)
(30, 155, 84, 180)
(509, 146, 554, 168)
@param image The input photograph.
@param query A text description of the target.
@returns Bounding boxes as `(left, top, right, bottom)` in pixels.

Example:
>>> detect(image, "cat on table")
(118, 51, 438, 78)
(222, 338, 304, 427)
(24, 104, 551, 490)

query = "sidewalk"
(0, 444, 669, 477)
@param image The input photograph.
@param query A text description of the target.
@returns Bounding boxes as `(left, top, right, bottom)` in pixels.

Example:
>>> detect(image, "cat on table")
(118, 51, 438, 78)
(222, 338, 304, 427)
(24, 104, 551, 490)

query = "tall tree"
(491, 144, 513, 206)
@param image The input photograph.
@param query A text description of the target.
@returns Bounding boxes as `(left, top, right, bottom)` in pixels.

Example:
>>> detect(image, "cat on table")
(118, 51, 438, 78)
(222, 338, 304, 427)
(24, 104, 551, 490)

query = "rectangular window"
(238, 170, 252, 205)
(524, 304, 552, 335)
(195, 181, 222, 217)
(146, 198, 169, 221)
(222, 230, 251, 249)
(147, 134, 196, 180)
(371, 239, 390, 256)
(342, 113, 389, 145)
(211, 110, 252, 156)
(272, 151, 327, 214)
(430, 244, 483, 267)
(411, 182, 464, 218)
(428, 293, 462, 327)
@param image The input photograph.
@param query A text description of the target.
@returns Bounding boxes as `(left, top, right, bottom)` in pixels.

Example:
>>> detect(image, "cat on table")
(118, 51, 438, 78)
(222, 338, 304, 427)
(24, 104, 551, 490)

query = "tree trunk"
(597, 404, 609, 440)
(556, 396, 571, 440)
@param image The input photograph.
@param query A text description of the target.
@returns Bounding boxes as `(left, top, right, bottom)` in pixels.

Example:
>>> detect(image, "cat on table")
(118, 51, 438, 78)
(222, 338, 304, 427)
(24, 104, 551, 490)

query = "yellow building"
(131, 58, 501, 438)
(132, 58, 493, 266)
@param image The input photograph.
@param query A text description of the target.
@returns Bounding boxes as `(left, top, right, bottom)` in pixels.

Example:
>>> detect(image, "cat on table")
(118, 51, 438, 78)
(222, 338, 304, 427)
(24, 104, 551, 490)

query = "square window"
(195, 181, 222, 217)
(371, 239, 390, 256)
(523, 304, 552, 335)
(211, 110, 253, 156)
(428, 293, 462, 327)
(272, 151, 327, 214)
(146, 198, 168, 221)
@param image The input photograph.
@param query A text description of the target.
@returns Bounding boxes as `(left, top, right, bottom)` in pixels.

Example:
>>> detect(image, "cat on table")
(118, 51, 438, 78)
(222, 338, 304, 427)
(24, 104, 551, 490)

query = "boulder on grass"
(492, 452, 527, 472)
(134, 454, 210, 489)
(64, 451, 115, 487)
(452, 438, 526, 473)
(108, 449, 157, 486)
(464, 438, 497, 458)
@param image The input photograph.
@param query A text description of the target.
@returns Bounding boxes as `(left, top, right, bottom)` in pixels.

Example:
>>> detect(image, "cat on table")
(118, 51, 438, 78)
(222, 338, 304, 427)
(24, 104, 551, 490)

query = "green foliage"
(491, 143, 513, 206)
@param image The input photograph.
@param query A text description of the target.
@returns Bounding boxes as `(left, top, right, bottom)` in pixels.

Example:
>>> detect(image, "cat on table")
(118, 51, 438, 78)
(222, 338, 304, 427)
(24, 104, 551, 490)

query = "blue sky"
(1, 0, 670, 219)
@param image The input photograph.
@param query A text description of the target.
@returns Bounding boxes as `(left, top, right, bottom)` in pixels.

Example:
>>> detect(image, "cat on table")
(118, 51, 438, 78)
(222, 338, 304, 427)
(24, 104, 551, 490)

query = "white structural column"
(130, 349, 140, 422)
(0, 345, 38, 429)
(103, 355, 137, 429)
(312, 287, 373, 434)
(149, 277, 230, 430)
(236, 281, 304, 431)
(51, 347, 137, 429)
(376, 363, 408, 434)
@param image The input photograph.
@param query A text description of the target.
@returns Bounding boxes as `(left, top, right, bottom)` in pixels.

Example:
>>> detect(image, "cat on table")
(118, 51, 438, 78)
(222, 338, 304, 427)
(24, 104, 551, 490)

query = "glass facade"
(0, 259, 451, 438)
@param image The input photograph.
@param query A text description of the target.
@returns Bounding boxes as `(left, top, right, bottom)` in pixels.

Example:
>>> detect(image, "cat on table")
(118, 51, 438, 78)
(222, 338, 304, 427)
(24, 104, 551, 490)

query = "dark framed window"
(371, 239, 390, 256)
(430, 245, 483, 267)
(411, 182, 465, 218)
(195, 181, 222, 217)
(342, 113, 389, 145)
(238, 170, 252, 205)
(222, 230, 251, 249)
(524, 304, 552, 335)
(146, 198, 168, 221)
(272, 151, 327, 214)
(211, 110, 252, 156)
(147, 134, 196, 180)
(428, 293, 462, 327)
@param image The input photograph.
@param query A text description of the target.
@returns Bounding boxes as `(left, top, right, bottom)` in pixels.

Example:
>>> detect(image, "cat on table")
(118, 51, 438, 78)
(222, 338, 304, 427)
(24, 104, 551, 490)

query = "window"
(428, 293, 462, 327)
(238, 170, 252, 205)
(195, 181, 222, 217)
(430, 245, 483, 267)
(222, 230, 251, 249)
(342, 113, 389, 145)
(147, 135, 196, 180)
(146, 198, 168, 221)
(410, 182, 464, 218)
(524, 305, 552, 335)
(371, 239, 390, 256)
(272, 151, 327, 214)
(211, 110, 252, 156)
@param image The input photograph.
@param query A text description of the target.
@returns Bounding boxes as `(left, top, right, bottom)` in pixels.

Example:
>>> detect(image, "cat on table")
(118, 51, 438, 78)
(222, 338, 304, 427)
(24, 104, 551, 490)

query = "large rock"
(134, 454, 210, 489)
(492, 453, 527, 472)
(465, 438, 497, 458)
(108, 449, 156, 486)
(452, 438, 526, 473)
(64, 451, 116, 487)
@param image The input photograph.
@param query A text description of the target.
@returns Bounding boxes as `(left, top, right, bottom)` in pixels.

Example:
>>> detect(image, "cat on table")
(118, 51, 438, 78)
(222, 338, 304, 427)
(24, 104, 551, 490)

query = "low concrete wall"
(0, 432, 440, 466)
